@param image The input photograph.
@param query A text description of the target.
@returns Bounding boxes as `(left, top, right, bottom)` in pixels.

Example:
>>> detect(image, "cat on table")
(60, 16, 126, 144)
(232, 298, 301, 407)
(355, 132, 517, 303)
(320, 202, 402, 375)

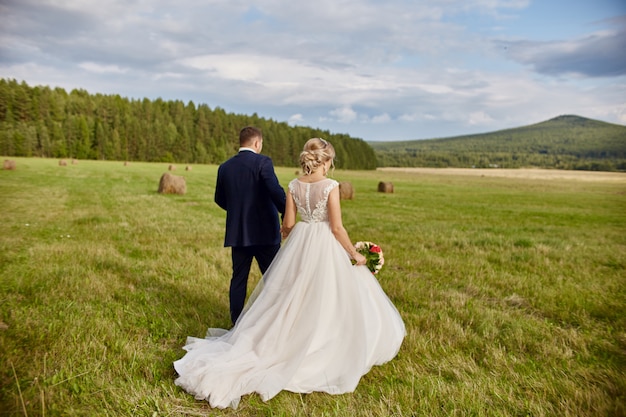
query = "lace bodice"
(288, 178, 338, 223)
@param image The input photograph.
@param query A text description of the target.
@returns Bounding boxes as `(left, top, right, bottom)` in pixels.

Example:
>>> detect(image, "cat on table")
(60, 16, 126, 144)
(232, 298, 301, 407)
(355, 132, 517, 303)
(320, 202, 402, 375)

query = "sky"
(1, 0, 625, 142)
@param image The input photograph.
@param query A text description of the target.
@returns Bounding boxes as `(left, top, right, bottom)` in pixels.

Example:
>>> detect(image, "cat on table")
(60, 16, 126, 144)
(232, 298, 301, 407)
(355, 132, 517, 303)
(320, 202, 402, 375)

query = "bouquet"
(354, 241, 384, 274)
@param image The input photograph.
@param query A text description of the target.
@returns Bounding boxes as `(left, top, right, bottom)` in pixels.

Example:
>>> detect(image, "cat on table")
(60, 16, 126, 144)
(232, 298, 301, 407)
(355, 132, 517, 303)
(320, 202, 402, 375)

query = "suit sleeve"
(260, 158, 286, 214)
(214, 168, 227, 210)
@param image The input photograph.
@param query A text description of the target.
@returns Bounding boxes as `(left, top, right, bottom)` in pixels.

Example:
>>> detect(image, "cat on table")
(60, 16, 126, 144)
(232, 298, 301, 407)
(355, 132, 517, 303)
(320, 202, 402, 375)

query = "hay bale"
(339, 182, 354, 200)
(59, 159, 67, 166)
(158, 172, 186, 195)
(378, 181, 394, 193)
(185, 165, 192, 171)
(3, 160, 16, 170)
(168, 164, 176, 171)
(72, 159, 78, 165)
(124, 161, 129, 166)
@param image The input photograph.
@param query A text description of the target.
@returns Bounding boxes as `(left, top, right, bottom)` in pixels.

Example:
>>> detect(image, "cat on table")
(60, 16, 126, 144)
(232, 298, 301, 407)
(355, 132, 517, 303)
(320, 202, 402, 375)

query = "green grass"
(1, 158, 625, 416)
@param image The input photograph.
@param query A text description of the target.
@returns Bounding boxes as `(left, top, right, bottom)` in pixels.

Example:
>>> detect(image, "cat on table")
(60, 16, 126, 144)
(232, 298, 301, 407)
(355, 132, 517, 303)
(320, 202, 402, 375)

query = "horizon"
(3, 76, 625, 144)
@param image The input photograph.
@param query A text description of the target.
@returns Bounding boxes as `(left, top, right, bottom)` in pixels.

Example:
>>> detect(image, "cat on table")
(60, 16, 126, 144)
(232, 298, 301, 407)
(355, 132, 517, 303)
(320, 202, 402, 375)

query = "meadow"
(1, 158, 625, 416)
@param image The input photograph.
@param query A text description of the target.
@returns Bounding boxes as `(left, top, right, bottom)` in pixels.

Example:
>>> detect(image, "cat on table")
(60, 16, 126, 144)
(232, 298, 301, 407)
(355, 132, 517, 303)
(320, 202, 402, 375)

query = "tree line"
(0, 78, 377, 170)
(371, 115, 626, 171)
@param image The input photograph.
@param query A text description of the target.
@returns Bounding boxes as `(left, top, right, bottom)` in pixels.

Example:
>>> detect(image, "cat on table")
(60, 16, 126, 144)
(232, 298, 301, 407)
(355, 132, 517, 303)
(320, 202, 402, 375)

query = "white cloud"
(468, 111, 494, 126)
(79, 62, 128, 74)
(327, 106, 358, 123)
(288, 113, 304, 125)
(371, 113, 391, 123)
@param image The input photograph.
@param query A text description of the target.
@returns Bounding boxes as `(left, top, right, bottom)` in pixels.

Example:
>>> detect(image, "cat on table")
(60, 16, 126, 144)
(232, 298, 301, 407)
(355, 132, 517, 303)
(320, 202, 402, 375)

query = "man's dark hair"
(239, 126, 262, 146)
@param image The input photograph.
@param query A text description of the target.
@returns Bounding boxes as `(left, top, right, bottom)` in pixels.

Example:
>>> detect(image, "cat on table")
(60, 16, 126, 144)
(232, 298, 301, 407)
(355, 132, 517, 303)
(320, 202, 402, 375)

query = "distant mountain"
(370, 115, 626, 171)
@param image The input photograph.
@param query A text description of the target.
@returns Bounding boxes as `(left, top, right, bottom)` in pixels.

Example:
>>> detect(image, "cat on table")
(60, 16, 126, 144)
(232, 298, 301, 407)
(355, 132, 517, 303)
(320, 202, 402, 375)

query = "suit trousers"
(230, 244, 280, 324)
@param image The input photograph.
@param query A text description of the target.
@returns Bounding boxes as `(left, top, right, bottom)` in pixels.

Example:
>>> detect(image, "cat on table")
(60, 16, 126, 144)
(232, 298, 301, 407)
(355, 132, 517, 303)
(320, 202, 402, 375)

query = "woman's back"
(288, 178, 338, 223)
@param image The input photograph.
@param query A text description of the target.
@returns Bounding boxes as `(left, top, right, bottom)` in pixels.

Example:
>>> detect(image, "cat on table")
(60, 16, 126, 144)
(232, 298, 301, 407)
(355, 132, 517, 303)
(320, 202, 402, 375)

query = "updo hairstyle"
(299, 138, 336, 175)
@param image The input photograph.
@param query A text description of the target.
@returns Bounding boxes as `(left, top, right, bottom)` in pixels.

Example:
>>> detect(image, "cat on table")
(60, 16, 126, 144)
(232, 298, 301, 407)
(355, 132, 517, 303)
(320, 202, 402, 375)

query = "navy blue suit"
(215, 150, 286, 324)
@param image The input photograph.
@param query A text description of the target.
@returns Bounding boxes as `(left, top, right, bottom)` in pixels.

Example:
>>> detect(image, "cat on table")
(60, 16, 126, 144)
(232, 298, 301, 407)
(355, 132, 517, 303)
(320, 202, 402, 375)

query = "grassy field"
(1, 157, 625, 416)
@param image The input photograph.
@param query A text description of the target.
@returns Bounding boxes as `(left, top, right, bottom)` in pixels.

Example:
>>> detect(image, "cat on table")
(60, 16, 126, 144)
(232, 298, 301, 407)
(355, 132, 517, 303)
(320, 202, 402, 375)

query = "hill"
(370, 115, 626, 171)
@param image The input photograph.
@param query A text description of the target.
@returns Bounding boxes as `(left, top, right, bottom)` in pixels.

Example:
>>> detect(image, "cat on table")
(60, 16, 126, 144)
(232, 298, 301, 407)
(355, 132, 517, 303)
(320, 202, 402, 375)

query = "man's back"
(215, 151, 286, 247)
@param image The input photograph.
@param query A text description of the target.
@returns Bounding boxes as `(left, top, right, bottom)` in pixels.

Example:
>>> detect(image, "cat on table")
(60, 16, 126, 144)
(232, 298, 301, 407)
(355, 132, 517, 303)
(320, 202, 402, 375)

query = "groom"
(215, 126, 286, 325)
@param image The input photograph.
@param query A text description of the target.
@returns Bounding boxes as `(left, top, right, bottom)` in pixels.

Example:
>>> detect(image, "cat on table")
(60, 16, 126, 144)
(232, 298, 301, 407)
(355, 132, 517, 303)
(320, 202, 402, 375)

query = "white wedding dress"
(174, 178, 405, 409)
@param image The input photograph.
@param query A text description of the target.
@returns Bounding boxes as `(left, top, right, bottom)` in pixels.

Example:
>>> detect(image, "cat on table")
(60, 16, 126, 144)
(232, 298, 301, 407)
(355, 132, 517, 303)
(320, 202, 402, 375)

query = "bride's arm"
(327, 187, 366, 265)
(281, 190, 297, 239)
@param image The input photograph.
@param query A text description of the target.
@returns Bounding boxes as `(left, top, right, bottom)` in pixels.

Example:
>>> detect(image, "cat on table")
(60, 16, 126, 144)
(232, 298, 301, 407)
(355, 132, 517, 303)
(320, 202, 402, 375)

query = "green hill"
(371, 115, 626, 171)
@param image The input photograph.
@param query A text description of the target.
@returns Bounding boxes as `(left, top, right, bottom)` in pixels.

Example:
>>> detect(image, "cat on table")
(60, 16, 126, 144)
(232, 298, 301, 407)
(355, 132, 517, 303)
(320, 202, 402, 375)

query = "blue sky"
(0, 0, 624, 142)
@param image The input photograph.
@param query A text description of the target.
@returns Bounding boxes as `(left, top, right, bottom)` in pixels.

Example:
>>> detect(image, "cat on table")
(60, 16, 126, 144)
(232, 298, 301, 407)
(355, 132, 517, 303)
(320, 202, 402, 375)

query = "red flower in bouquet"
(369, 245, 381, 254)
(354, 241, 385, 274)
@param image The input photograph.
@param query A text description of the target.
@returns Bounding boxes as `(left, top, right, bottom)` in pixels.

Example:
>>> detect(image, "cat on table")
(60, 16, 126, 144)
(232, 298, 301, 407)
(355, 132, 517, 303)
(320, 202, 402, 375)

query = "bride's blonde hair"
(299, 138, 335, 175)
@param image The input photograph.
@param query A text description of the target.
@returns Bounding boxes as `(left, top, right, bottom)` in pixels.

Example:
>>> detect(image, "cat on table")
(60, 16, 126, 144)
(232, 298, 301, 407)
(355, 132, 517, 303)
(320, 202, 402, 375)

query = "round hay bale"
(158, 172, 187, 195)
(3, 160, 16, 170)
(185, 165, 192, 171)
(124, 161, 129, 166)
(72, 159, 78, 165)
(168, 164, 176, 171)
(58, 159, 67, 166)
(339, 182, 354, 200)
(378, 181, 394, 193)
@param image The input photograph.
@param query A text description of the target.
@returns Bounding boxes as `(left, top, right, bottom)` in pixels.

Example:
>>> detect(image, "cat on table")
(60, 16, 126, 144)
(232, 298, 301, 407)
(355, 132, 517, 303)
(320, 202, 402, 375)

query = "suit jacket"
(215, 150, 286, 248)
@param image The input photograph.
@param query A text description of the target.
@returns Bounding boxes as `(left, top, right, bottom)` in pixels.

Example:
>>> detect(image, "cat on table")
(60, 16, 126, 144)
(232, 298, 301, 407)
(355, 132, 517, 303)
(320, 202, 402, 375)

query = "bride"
(174, 138, 406, 409)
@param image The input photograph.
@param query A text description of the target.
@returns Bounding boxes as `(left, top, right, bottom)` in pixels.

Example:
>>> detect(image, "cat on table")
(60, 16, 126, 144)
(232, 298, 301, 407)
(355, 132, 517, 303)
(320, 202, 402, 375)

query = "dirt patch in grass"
(378, 167, 626, 183)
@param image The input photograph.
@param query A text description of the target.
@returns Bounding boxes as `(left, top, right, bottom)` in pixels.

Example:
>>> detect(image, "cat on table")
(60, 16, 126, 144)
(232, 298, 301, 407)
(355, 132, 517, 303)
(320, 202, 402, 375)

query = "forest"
(371, 115, 626, 171)
(0, 79, 377, 170)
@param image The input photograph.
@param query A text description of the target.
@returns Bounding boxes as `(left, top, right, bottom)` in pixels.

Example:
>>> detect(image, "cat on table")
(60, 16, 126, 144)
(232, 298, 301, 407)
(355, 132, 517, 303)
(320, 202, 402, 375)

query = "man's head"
(239, 126, 263, 153)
